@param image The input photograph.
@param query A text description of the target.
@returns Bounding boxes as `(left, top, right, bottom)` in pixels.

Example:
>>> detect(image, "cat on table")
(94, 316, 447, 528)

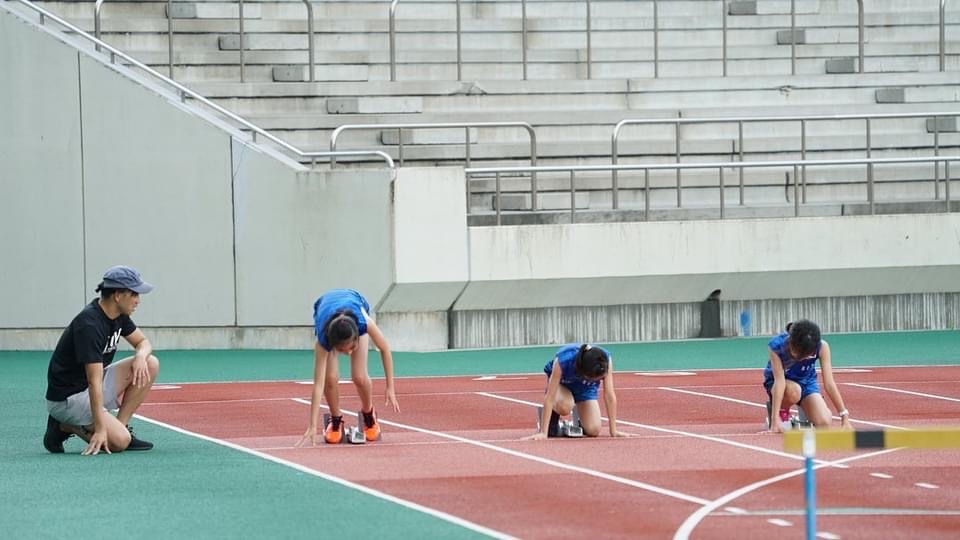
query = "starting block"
(764, 401, 813, 431)
(537, 406, 584, 438)
(322, 412, 368, 444)
(345, 425, 366, 444)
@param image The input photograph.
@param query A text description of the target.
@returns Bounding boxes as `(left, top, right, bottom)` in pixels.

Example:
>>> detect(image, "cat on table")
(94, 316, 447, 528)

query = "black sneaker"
(546, 410, 561, 438)
(43, 415, 70, 453)
(126, 425, 154, 451)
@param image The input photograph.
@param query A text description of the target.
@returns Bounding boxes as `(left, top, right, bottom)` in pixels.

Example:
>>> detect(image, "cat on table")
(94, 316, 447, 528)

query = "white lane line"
(816, 532, 842, 539)
(476, 392, 838, 466)
(132, 413, 515, 540)
(672, 448, 902, 540)
(870, 473, 894, 479)
(724, 507, 747, 514)
(843, 383, 960, 403)
(915, 483, 940, 489)
(143, 397, 297, 405)
(291, 399, 709, 506)
(658, 386, 908, 430)
(767, 519, 793, 527)
(657, 386, 761, 407)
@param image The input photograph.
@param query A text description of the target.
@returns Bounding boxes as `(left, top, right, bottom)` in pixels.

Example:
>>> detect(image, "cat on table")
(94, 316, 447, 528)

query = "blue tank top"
(544, 343, 609, 389)
(763, 332, 821, 382)
(313, 289, 370, 351)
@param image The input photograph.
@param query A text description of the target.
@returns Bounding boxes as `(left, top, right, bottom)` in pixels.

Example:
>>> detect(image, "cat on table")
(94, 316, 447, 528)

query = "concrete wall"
(232, 146, 394, 327)
(78, 53, 237, 327)
(375, 166, 469, 351)
(450, 214, 960, 347)
(1, 7, 958, 352)
(0, 8, 393, 350)
(460, 214, 960, 309)
(450, 293, 960, 348)
(0, 11, 86, 327)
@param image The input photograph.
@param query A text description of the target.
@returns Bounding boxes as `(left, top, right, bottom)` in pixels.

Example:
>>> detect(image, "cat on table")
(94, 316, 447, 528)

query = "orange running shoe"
(324, 415, 344, 444)
(361, 408, 381, 441)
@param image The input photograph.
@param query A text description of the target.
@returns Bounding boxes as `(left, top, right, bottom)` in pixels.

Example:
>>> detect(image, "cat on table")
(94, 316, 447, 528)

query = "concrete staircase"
(27, 0, 960, 220)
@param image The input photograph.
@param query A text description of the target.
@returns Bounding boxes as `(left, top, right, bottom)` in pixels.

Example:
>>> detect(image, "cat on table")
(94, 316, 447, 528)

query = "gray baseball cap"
(100, 265, 154, 294)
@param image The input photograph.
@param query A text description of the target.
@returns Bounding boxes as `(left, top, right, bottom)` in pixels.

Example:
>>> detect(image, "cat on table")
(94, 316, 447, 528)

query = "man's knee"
(147, 354, 160, 376)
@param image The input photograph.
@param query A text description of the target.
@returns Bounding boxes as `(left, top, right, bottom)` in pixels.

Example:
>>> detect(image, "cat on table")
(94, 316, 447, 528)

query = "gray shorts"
(46, 358, 127, 428)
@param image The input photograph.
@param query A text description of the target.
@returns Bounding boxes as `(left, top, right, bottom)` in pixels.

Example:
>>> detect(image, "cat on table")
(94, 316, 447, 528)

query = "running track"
(137, 366, 960, 539)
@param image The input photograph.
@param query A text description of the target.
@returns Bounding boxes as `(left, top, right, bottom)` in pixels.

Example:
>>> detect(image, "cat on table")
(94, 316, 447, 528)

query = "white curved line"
(672, 448, 901, 540)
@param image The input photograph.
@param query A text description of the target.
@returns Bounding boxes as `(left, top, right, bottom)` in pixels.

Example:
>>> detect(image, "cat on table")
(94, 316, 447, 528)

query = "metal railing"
(300, 0, 316, 82)
(93, 0, 952, 84)
(466, 156, 958, 225)
(329, 120, 536, 191)
(383, 1, 766, 81)
(10, 0, 393, 169)
(942, 0, 948, 71)
(330, 121, 537, 167)
(612, 111, 960, 209)
(856, 0, 864, 73)
(95, 0, 174, 78)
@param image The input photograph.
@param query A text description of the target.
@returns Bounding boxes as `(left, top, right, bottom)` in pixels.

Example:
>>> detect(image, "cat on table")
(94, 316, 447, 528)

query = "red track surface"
(139, 366, 960, 539)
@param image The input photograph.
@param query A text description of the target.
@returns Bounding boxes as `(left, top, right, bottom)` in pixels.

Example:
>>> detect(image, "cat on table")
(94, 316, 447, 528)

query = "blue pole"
(803, 430, 816, 540)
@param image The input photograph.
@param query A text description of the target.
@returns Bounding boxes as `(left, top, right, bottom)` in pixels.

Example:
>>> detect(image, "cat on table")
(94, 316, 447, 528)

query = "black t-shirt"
(45, 299, 137, 401)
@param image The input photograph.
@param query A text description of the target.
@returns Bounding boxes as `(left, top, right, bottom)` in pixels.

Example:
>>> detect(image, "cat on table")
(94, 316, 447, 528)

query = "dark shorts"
(763, 376, 820, 403)
(561, 379, 599, 403)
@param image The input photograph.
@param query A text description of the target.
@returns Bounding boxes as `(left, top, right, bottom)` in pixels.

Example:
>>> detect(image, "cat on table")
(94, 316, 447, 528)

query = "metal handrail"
(239, 0, 245, 81)
(612, 111, 959, 209)
(9, 0, 394, 169)
(389, 0, 398, 80)
(652, 0, 659, 77)
(941, 0, 947, 71)
(466, 155, 958, 224)
(857, 0, 864, 73)
(790, 0, 797, 75)
(95, 0, 174, 78)
(243, 0, 315, 82)
(586, 0, 592, 79)
(302, 0, 315, 82)
(391, 0, 462, 81)
(521, 0, 528, 79)
(329, 120, 537, 164)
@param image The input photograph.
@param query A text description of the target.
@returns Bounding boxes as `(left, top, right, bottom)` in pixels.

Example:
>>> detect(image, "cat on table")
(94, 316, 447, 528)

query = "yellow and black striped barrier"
(784, 427, 960, 540)
(784, 428, 960, 452)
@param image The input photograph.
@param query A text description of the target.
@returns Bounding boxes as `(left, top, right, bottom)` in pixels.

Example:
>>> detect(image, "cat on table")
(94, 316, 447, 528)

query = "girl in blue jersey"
(296, 289, 400, 447)
(764, 319, 852, 433)
(525, 343, 626, 440)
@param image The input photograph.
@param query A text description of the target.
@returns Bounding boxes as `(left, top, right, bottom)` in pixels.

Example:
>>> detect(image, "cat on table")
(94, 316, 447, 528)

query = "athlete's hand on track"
(385, 386, 400, 413)
(610, 430, 630, 438)
(295, 427, 318, 448)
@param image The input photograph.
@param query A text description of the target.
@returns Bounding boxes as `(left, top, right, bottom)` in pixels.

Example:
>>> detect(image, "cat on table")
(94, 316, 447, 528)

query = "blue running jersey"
(313, 289, 371, 351)
(544, 344, 609, 402)
(763, 332, 821, 383)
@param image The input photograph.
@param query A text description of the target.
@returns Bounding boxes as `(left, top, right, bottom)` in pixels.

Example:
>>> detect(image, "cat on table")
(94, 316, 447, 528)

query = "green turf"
(0, 352, 487, 539)
(2, 329, 958, 538)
